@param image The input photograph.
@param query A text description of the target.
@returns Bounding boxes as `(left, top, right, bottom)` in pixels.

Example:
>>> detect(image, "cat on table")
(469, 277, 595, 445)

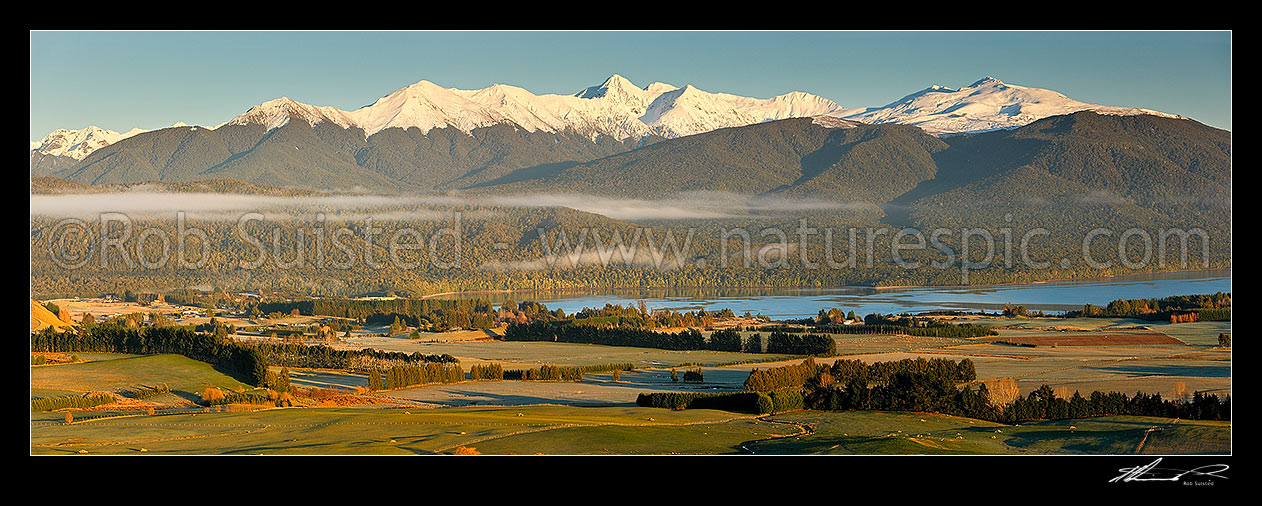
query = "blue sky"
(30, 31, 1232, 139)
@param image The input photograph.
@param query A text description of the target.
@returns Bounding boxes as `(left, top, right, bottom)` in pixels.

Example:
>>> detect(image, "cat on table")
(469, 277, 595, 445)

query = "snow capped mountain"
(346, 80, 510, 135)
(33, 75, 1192, 161)
(845, 76, 1187, 135)
(640, 85, 857, 138)
(574, 74, 665, 112)
(218, 75, 852, 141)
(30, 125, 149, 160)
(224, 97, 356, 131)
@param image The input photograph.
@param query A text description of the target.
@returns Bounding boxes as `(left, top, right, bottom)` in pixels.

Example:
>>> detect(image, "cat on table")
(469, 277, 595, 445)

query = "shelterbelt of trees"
(502, 322, 838, 355)
(1066, 292, 1231, 322)
(640, 357, 1231, 422)
(259, 297, 522, 332)
(31, 324, 457, 387)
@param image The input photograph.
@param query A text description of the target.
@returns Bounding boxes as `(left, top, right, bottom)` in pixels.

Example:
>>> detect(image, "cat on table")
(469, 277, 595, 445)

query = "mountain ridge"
(32, 75, 1190, 163)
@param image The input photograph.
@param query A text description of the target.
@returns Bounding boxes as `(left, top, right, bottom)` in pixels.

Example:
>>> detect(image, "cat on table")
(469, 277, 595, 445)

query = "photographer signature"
(1110, 458, 1229, 483)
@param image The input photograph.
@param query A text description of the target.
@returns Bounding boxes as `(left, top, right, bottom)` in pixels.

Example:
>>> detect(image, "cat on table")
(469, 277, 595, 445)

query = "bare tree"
(1172, 381, 1189, 403)
(984, 378, 1021, 409)
(1053, 385, 1072, 400)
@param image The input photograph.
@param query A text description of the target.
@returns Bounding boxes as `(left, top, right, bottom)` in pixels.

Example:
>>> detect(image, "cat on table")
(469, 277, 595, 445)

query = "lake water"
(443, 270, 1231, 320)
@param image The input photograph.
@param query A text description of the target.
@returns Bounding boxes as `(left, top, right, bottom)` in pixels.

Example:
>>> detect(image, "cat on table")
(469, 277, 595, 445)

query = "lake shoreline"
(872, 267, 1231, 291)
(418, 268, 1232, 300)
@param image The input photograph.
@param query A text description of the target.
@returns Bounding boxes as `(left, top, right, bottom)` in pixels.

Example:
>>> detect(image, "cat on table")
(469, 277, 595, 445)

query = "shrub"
(755, 393, 774, 414)
(770, 390, 805, 413)
(200, 388, 227, 404)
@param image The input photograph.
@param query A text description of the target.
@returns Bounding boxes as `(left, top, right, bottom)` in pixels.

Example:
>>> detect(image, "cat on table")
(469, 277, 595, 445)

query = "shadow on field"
(434, 390, 631, 408)
(1087, 364, 1231, 378)
(998, 427, 1145, 454)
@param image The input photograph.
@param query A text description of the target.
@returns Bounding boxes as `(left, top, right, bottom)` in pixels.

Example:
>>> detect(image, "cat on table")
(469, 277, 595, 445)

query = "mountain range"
(29, 74, 1229, 240)
(31, 75, 1185, 172)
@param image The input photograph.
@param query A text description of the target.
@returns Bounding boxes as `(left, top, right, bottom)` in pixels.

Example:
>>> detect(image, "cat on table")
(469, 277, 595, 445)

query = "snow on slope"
(223, 74, 852, 141)
(30, 125, 149, 160)
(845, 77, 1187, 135)
(33, 75, 1192, 160)
(225, 97, 357, 131)
(642, 85, 857, 138)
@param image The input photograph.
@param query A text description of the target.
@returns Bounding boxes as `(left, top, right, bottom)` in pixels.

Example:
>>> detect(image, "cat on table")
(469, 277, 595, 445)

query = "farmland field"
(743, 412, 1230, 455)
(30, 405, 795, 455)
(383, 368, 746, 407)
(30, 280, 1231, 455)
(30, 354, 250, 404)
(30, 405, 1228, 455)
(960, 315, 1232, 347)
(980, 332, 1185, 346)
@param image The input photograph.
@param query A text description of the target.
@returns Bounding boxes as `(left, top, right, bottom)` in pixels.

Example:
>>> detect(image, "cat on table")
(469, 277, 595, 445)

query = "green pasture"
(30, 354, 250, 403)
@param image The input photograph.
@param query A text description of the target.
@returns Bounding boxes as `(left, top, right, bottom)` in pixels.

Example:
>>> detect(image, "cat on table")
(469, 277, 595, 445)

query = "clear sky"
(30, 30, 1232, 140)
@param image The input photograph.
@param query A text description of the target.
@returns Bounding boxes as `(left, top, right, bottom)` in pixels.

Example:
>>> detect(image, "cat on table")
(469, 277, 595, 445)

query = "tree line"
(251, 342, 456, 371)
(643, 356, 1229, 424)
(744, 357, 977, 392)
(503, 322, 835, 356)
(32, 393, 117, 412)
(32, 324, 268, 386)
(31, 323, 459, 388)
(765, 331, 837, 356)
(635, 390, 804, 414)
(368, 363, 466, 390)
(1068, 292, 1231, 322)
(504, 321, 706, 351)
(799, 360, 1229, 423)
(503, 365, 584, 382)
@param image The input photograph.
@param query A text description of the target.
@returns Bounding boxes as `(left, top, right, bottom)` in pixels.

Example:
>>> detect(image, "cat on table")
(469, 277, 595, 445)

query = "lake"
(435, 270, 1231, 320)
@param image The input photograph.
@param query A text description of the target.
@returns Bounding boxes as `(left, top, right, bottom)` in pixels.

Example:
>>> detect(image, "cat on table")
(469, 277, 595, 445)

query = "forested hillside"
(30, 111, 1231, 296)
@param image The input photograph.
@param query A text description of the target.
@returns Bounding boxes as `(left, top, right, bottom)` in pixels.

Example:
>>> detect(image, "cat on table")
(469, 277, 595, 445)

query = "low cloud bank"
(484, 191, 874, 220)
(31, 189, 872, 222)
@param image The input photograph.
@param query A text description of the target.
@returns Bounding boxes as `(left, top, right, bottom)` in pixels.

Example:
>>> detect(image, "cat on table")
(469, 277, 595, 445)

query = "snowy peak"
(846, 76, 1186, 135)
(968, 76, 1006, 88)
(348, 80, 501, 135)
(30, 125, 149, 160)
(574, 74, 674, 117)
(575, 74, 640, 99)
(644, 81, 679, 95)
(227, 97, 356, 131)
